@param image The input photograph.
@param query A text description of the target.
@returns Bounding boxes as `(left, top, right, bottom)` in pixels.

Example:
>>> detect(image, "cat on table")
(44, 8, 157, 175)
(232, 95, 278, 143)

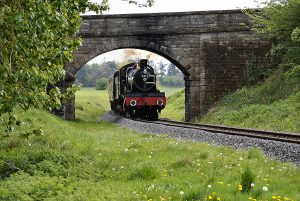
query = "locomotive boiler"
(108, 59, 166, 120)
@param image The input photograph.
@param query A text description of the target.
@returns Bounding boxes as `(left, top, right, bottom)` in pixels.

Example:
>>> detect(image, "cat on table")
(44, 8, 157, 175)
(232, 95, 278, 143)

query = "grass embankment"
(164, 67, 300, 133)
(197, 67, 300, 133)
(160, 89, 185, 121)
(0, 88, 299, 200)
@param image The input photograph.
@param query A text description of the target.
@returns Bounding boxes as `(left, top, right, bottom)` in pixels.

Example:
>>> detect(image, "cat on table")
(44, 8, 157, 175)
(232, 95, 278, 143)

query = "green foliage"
(95, 78, 108, 90)
(245, 55, 270, 86)
(158, 63, 185, 87)
(76, 61, 118, 87)
(0, 0, 108, 129)
(241, 167, 255, 193)
(161, 75, 185, 87)
(247, 0, 300, 65)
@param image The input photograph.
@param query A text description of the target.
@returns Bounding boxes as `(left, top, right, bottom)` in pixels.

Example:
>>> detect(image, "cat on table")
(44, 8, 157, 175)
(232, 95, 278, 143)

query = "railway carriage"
(108, 59, 166, 120)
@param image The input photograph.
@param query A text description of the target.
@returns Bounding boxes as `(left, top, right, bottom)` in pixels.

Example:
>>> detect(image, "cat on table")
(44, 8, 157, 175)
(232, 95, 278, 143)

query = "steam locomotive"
(108, 59, 166, 120)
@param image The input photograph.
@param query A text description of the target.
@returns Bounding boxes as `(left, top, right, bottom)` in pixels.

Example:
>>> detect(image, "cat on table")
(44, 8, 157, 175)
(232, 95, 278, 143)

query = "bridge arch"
(62, 10, 270, 121)
(67, 44, 190, 77)
(66, 42, 192, 120)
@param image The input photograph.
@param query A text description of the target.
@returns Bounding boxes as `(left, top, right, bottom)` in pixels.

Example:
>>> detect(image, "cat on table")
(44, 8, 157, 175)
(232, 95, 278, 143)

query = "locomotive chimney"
(139, 59, 148, 68)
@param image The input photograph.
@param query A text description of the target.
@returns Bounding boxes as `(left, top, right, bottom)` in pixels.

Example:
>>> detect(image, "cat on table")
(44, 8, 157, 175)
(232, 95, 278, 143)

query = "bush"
(245, 55, 270, 86)
(95, 78, 108, 90)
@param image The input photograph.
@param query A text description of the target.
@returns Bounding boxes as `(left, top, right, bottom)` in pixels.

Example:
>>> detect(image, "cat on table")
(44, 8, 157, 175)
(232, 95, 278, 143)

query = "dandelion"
(217, 181, 224, 185)
(251, 183, 255, 187)
(207, 184, 212, 188)
(208, 195, 213, 200)
(217, 198, 221, 201)
(262, 186, 268, 191)
(239, 184, 243, 191)
(179, 191, 184, 195)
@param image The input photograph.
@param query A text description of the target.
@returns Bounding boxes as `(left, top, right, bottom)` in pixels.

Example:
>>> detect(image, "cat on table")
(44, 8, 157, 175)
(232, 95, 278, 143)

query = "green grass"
(197, 67, 300, 133)
(158, 86, 184, 97)
(160, 89, 185, 121)
(75, 87, 109, 121)
(0, 89, 299, 200)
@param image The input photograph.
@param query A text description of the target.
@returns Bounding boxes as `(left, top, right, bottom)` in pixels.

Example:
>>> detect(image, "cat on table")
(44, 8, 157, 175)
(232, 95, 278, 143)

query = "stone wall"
(63, 10, 270, 121)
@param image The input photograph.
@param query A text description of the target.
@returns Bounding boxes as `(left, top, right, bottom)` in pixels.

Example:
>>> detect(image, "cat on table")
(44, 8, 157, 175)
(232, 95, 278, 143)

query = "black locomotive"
(108, 59, 166, 120)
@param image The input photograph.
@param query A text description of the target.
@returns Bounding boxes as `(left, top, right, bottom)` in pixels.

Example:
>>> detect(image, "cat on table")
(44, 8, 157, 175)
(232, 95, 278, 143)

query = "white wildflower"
(262, 186, 268, 191)
(179, 191, 184, 195)
(207, 184, 212, 188)
(251, 183, 255, 187)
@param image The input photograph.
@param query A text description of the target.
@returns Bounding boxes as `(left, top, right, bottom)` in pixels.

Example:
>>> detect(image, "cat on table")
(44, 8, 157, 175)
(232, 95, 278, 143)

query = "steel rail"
(135, 118, 300, 144)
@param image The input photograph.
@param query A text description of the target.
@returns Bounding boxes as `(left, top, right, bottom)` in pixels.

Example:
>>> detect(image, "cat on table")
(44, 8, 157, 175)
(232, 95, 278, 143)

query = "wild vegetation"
(197, 66, 300, 132)
(0, 0, 108, 131)
(0, 89, 299, 200)
(76, 61, 118, 87)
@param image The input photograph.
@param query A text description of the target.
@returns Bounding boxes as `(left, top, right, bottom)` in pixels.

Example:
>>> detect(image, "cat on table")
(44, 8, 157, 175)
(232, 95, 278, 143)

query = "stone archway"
(65, 41, 194, 121)
(62, 10, 270, 121)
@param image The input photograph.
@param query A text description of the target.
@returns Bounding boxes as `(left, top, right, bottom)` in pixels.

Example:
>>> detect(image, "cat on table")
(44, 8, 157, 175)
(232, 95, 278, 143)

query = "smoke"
(122, 49, 157, 62)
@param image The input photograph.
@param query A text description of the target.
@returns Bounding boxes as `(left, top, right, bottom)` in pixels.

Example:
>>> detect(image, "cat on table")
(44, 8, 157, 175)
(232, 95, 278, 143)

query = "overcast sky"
(95, 0, 263, 14)
(87, 0, 263, 65)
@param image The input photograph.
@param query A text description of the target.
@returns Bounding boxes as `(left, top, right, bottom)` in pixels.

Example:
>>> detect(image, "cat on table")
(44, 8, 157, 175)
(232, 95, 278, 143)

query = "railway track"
(135, 118, 300, 144)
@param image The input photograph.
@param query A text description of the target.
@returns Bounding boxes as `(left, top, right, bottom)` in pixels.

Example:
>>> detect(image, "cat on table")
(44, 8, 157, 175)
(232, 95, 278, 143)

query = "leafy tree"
(0, 0, 108, 131)
(76, 61, 117, 87)
(95, 78, 108, 90)
(167, 63, 177, 76)
(247, 0, 300, 65)
(0, 0, 154, 131)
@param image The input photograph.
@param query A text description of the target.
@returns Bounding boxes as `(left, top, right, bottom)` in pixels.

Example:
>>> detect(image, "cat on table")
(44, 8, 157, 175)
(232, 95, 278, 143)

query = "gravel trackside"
(101, 111, 300, 165)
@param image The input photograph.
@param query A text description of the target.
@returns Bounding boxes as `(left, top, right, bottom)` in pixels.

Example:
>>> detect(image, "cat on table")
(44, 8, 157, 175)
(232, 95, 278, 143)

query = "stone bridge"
(62, 9, 270, 121)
